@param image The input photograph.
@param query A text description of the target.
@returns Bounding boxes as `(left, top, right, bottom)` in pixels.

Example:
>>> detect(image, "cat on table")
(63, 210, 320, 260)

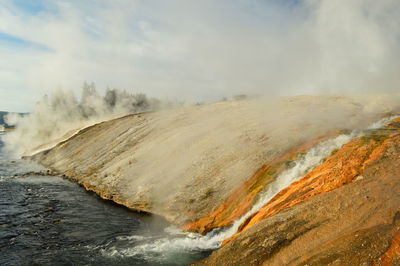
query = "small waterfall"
(97, 116, 396, 262)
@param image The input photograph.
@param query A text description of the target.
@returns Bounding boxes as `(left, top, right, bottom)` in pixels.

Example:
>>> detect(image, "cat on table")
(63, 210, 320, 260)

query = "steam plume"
(3, 83, 179, 157)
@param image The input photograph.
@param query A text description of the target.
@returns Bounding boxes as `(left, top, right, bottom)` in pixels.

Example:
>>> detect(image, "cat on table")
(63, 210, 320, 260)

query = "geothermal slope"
(30, 94, 400, 265)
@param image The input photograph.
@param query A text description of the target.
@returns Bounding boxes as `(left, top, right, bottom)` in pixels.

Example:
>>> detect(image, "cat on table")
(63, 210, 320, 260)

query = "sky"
(0, 0, 399, 112)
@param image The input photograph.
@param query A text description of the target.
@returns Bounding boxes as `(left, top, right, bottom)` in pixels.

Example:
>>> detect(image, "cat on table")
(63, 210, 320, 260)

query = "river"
(0, 133, 213, 266)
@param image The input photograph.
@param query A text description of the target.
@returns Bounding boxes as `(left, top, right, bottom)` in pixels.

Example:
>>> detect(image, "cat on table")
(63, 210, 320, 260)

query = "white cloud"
(0, 0, 399, 111)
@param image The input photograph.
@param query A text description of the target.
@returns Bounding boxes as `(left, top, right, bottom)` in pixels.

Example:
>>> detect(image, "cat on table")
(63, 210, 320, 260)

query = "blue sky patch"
(11, 0, 48, 14)
(0, 32, 51, 51)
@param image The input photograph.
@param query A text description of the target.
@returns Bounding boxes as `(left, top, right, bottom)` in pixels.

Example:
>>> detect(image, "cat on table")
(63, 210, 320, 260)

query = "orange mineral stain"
(224, 133, 400, 245)
(376, 230, 400, 266)
(183, 133, 336, 234)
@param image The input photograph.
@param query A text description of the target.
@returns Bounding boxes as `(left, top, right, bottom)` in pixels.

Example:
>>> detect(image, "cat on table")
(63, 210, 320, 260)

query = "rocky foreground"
(29, 94, 400, 265)
(196, 120, 400, 265)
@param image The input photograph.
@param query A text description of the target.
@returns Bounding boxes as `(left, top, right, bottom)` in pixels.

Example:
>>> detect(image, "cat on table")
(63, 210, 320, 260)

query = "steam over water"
(0, 133, 212, 265)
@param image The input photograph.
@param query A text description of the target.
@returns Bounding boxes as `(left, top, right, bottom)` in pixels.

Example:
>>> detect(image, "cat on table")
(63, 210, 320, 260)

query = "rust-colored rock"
(183, 134, 335, 234)
(195, 127, 400, 266)
(376, 229, 400, 266)
(386, 117, 400, 130)
(223, 132, 400, 244)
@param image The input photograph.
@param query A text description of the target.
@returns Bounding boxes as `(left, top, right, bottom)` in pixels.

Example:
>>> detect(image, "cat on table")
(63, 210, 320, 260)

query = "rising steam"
(3, 83, 180, 157)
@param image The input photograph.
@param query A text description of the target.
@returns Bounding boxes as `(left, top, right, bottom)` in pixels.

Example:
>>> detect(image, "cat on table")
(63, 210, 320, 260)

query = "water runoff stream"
(0, 116, 394, 265)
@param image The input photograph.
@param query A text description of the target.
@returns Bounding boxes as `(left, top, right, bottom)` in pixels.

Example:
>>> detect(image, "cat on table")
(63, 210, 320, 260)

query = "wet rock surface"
(231, 131, 400, 240)
(183, 134, 335, 234)
(195, 124, 400, 265)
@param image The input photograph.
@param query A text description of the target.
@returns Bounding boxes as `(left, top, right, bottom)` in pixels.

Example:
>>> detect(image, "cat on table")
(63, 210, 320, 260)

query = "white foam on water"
(115, 235, 151, 241)
(101, 232, 218, 258)
(97, 116, 394, 262)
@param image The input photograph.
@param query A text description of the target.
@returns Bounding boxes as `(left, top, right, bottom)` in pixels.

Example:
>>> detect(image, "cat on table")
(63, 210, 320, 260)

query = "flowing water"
(0, 133, 213, 266)
(110, 116, 391, 251)
(98, 128, 363, 256)
(1, 116, 394, 265)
